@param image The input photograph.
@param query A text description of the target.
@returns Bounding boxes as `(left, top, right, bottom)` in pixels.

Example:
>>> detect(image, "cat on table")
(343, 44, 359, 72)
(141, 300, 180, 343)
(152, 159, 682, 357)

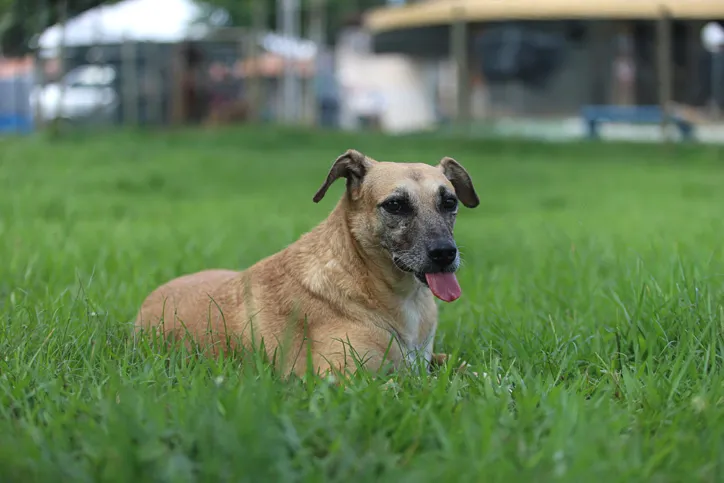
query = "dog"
(134, 149, 479, 378)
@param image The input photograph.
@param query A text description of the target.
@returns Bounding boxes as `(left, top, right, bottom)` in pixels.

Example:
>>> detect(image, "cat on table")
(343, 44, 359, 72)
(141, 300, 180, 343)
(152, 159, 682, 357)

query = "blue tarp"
(0, 76, 33, 133)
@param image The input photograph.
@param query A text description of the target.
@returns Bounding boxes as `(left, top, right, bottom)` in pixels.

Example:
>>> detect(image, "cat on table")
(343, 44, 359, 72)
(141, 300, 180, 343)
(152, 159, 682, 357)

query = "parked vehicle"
(30, 64, 119, 123)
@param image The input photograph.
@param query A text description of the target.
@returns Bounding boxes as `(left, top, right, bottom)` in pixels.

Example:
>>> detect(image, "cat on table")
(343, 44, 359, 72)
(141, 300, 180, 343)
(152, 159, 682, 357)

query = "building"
(362, 0, 724, 126)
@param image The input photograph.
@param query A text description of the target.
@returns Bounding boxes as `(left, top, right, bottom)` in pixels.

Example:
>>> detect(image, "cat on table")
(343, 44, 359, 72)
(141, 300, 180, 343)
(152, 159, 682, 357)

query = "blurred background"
(1, 0, 724, 143)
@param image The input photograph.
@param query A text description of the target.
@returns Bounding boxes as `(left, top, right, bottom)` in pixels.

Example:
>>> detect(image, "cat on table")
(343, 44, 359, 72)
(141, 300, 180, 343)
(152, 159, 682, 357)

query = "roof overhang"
(364, 0, 724, 33)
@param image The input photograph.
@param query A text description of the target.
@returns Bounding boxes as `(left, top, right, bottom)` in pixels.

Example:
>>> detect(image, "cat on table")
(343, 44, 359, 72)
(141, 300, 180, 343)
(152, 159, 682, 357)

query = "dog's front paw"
(430, 353, 449, 368)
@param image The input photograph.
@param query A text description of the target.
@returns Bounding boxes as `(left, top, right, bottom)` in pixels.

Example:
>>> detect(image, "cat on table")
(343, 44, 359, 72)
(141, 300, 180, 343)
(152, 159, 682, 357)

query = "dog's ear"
(437, 157, 479, 208)
(313, 149, 374, 203)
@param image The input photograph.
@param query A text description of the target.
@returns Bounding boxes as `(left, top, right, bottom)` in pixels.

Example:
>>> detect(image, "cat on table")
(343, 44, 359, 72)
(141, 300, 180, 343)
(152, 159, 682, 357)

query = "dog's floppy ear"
(437, 157, 479, 208)
(313, 149, 374, 202)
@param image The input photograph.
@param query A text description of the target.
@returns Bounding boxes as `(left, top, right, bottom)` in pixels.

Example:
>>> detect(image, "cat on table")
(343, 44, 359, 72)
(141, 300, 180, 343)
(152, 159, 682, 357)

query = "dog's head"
(313, 149, 479, 302)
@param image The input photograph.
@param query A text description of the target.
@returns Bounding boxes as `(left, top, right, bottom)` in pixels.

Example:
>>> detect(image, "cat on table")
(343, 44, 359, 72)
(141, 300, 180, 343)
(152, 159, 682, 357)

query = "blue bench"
(580, 105, 694, 141)
(0, 114, 33, 134)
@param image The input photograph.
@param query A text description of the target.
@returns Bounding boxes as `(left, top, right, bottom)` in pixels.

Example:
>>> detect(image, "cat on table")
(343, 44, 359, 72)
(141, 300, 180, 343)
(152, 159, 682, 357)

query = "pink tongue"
(425, 273, 461, 302)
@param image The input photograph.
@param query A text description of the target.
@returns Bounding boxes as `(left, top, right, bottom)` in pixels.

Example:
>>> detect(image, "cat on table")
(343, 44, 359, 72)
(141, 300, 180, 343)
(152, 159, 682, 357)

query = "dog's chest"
(398, 295, 436, 369)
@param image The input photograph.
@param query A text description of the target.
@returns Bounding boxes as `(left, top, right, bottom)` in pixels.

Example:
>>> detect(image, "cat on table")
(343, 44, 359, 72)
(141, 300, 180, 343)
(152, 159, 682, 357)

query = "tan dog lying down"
(135, 149, 479, 377)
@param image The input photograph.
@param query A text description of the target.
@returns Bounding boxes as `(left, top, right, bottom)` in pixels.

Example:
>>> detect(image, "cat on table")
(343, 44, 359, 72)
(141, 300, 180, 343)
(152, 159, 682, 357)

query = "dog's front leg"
(307, 330, 404, 381)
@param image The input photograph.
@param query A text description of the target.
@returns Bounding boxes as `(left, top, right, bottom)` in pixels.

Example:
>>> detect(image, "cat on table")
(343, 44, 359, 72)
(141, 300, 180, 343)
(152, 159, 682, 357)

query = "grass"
(1, 126, 724, 482)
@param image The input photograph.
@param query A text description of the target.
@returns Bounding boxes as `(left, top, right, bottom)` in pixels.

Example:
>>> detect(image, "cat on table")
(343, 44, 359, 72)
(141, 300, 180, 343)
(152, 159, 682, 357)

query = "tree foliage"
(0, 0, 117, 56)
(0, 0, 387, 56)
(201, 0, 386, 42)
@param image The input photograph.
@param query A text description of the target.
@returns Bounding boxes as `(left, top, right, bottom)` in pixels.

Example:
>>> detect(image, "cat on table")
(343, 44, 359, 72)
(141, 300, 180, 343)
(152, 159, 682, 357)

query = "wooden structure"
(362, 0, 724, 134)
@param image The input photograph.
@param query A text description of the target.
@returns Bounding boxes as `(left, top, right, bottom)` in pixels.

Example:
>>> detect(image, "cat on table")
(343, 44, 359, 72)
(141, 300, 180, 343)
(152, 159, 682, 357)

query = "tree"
(0, 0, 118, 56)
(200, 0, 386, 43)
(0, 0, 387, 56)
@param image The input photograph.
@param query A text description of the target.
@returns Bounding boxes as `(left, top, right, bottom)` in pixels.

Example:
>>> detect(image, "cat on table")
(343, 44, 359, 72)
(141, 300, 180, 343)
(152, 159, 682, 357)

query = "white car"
(30, 64, 118, 123)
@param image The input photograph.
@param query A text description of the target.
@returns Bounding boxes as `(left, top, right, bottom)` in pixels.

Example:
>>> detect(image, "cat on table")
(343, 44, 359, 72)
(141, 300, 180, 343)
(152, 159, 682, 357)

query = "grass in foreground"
(1, 127, 724, 482)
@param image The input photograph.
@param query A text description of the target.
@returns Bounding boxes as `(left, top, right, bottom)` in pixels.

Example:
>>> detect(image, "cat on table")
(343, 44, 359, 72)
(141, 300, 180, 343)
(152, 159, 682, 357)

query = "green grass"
(2, 126, 724, 482)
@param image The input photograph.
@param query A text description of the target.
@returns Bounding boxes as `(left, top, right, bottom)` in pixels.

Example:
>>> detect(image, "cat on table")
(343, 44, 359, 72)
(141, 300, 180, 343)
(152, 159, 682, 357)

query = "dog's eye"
(441, 197, 458, 212)
(382, 199, 411, 215)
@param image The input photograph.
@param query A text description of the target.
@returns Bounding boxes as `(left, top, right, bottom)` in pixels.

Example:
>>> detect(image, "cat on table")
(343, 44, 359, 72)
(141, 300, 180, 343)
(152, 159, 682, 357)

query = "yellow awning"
(364, 0, 724, 33)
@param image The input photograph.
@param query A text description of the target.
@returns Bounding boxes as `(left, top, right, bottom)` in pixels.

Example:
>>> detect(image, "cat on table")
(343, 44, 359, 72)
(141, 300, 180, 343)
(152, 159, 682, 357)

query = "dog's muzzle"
(392, 254, 453, 287)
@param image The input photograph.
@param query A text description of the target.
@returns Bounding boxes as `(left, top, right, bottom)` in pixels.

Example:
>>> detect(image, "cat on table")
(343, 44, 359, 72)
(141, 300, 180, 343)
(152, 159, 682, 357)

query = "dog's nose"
(428, 244, 458, 267)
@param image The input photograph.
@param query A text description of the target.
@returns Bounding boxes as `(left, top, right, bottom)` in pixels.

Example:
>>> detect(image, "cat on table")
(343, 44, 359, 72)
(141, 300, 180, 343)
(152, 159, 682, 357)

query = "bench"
(0, 114, 33, 134)
(580, 105, 695, 141)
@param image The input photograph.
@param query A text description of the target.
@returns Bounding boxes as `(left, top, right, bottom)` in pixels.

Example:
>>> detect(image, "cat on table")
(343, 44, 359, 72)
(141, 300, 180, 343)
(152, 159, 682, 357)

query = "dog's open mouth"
(392, 256, 461, 303)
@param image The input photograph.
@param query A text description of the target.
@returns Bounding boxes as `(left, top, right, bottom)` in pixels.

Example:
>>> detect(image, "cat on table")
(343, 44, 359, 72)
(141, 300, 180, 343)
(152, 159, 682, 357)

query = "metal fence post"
(657, 7, 672, 143)
(451, 3, 470, 130)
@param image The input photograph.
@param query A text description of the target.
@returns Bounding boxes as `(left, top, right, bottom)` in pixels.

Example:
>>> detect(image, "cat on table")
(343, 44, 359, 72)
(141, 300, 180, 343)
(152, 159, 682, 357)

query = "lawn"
(1, 126, 724, 482)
